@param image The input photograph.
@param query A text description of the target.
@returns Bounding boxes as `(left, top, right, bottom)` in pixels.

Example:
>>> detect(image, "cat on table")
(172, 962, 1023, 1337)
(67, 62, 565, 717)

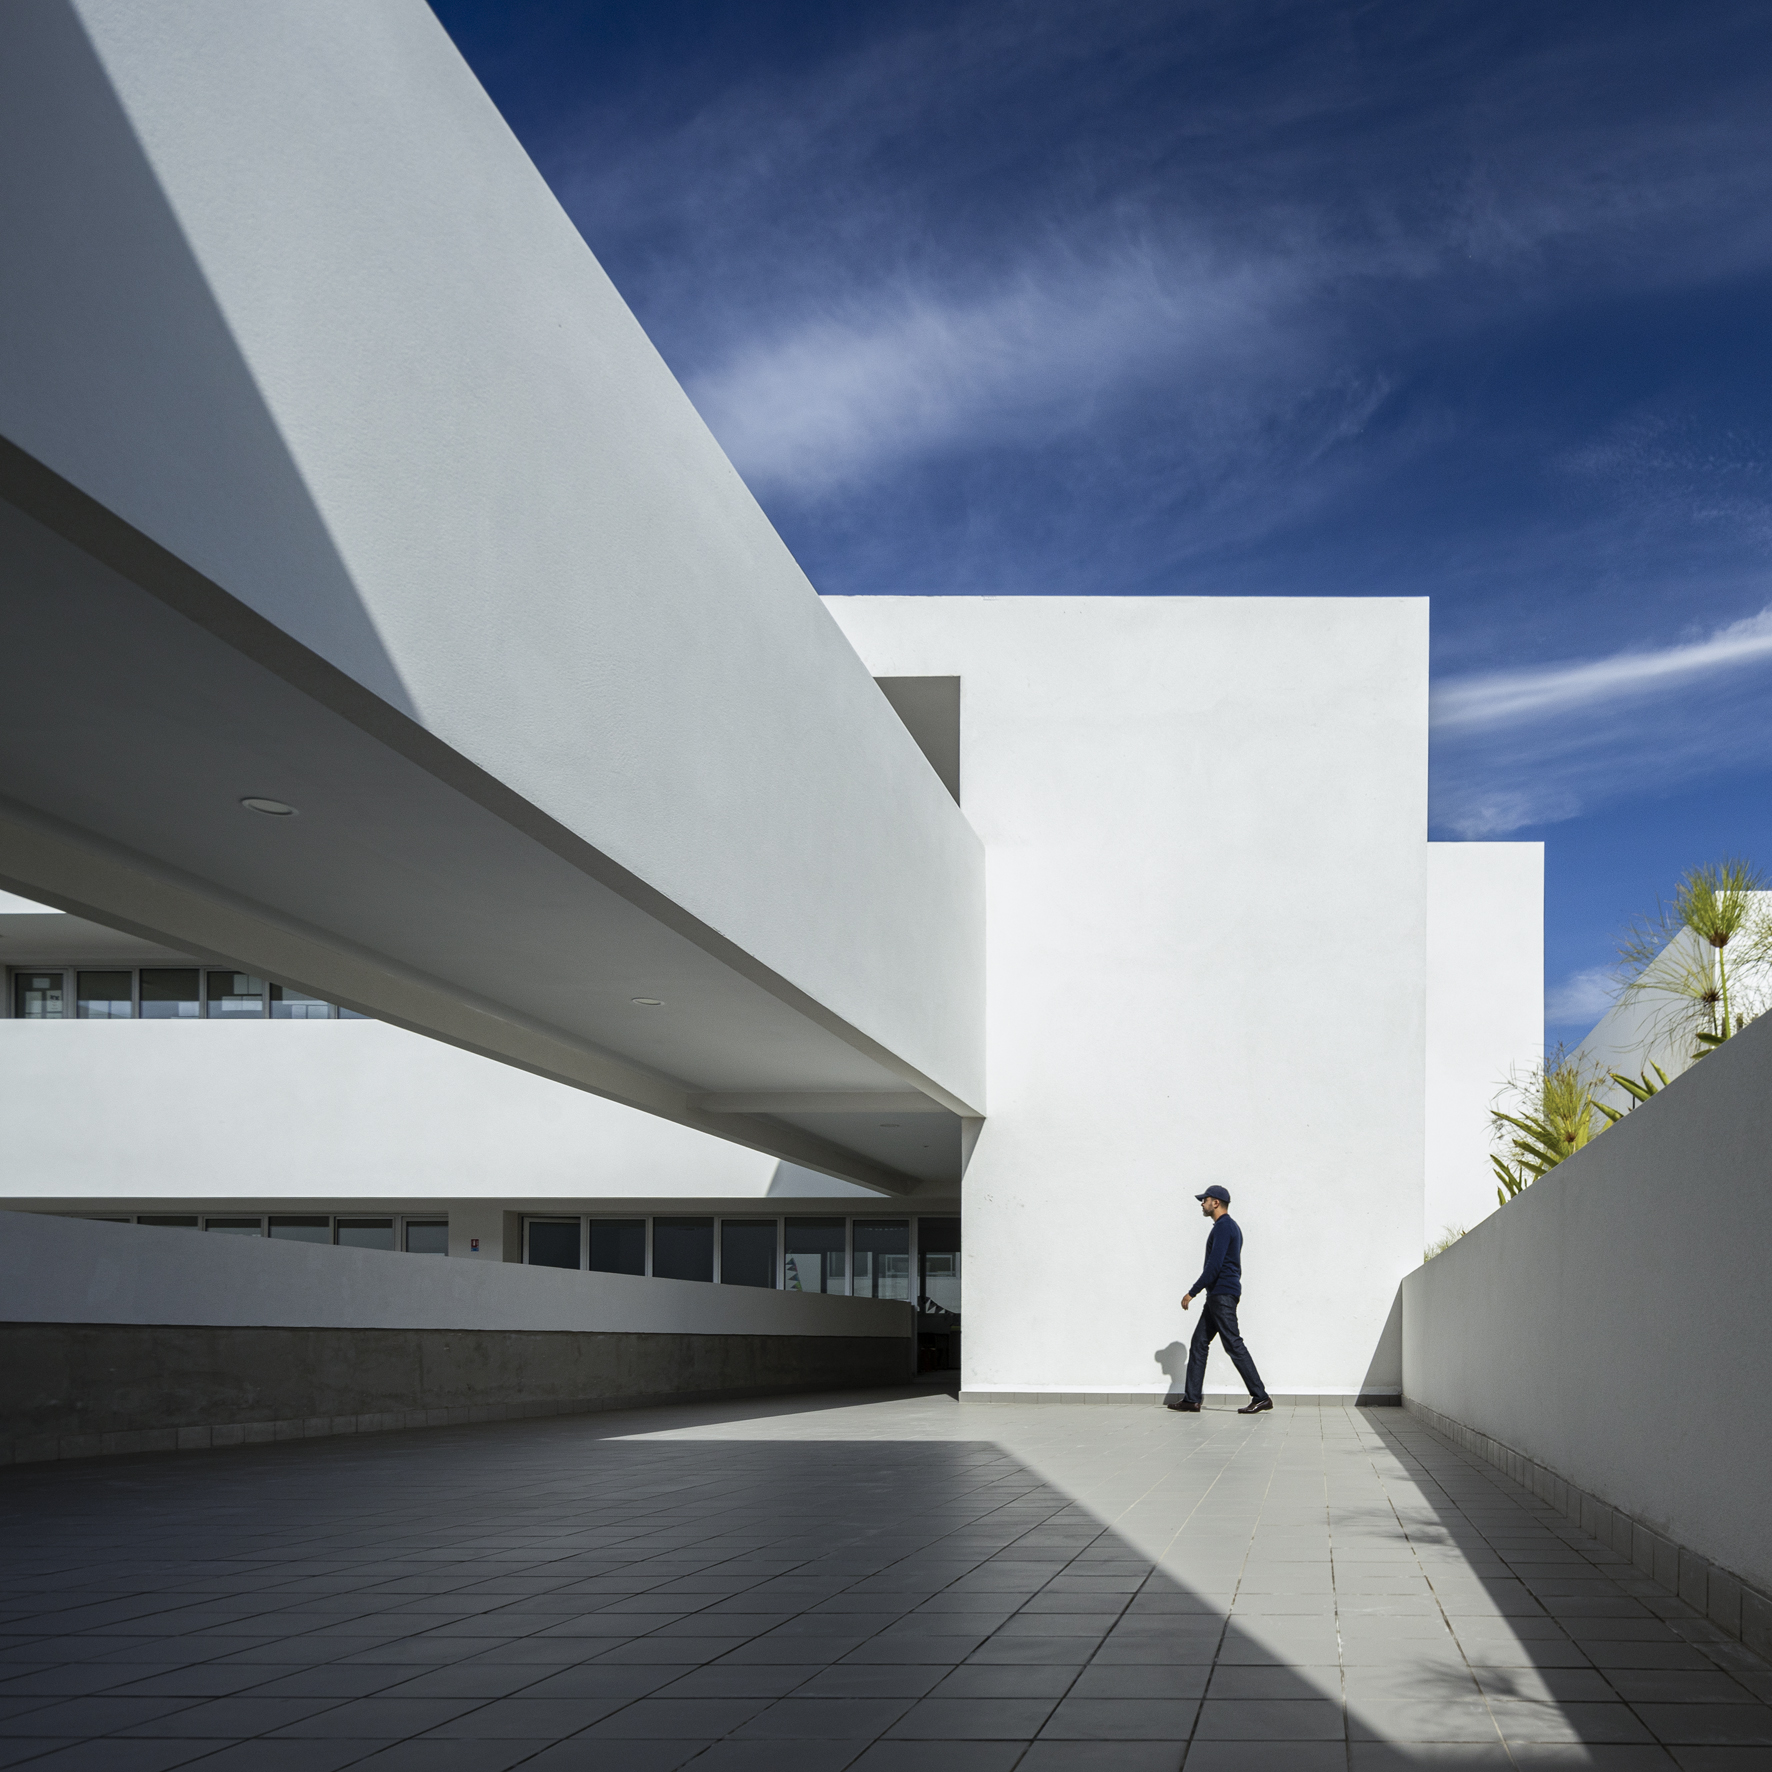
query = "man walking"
(1167, 1184, 1272, 1415)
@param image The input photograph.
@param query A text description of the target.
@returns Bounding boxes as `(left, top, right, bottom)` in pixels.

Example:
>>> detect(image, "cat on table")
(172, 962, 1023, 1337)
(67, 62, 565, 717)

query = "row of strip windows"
(523, 1213, 962, 1314)
(91, 1214, 446, 1252)
(11, 968, 366, 1020)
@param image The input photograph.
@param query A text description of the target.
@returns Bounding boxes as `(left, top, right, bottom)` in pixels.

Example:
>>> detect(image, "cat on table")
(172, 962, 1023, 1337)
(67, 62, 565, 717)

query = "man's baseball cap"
(1195, 1185, 1231, 1205)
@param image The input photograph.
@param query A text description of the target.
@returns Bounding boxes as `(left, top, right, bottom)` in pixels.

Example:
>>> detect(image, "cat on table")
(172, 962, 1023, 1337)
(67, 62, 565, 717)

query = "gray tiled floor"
(0, 1391, 1768, 1770)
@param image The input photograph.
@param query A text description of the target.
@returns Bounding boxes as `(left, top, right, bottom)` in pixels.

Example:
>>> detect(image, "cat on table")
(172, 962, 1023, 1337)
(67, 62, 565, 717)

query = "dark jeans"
(1184, 1291, 1269, 1405)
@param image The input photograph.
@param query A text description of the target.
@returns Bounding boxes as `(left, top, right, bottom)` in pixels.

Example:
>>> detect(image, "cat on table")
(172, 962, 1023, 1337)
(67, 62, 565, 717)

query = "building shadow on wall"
(0, 1395, 1698, 1764)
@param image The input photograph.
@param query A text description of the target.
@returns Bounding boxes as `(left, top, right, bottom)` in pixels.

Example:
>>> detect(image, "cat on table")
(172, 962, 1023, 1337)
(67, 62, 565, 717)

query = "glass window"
(652, 1216, 714, 1283)
(206, 972, 265, 1018)
(77, 970, 133, 1019)
(138, 1215, 198, 1228)
(720, 1218, 778, 1289)
(205, 1217, 263, 1236)
(14, 971, 65, 1018)
(526, 1218, 581, 1269)
(405, 1221, 449, 1255)
(918, 1216, 962, 1315)
(268, 1216, 331, 1244)
(337, 1005, 370, 1020)
(270, 984, 333, 1019)
(588, 1218, 645, 1276)
(854, 1220, 911, 1301)
(140, 968, 200, 1019)
(337, 1218, 396, 1251)
(784, 1218, 847, 1294)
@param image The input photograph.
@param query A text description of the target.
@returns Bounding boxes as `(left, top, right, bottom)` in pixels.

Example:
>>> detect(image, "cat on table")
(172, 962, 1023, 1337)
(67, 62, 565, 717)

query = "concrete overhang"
(0, 1, 984, 1194)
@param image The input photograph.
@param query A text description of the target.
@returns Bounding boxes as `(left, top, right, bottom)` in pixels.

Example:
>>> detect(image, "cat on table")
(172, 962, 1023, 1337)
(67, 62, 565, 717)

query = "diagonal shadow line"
(16, 1393, 1749, 1765)
(1355, 1406, 1772, 1760)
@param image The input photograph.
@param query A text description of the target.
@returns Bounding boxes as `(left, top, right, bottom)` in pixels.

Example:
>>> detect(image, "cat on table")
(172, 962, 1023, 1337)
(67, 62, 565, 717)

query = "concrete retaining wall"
(0, 1212, 915, 1464)
(0, 1323, 911, 1466)
(1401, 1014, 1772, 1648)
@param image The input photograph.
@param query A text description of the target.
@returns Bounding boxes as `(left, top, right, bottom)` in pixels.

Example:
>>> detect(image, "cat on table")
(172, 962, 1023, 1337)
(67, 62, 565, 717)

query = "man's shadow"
(1154, 1340, 1187, 1401)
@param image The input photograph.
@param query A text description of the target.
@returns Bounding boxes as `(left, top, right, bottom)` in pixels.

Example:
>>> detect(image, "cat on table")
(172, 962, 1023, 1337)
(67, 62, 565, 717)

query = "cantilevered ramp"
(0, 0, 983, 1193)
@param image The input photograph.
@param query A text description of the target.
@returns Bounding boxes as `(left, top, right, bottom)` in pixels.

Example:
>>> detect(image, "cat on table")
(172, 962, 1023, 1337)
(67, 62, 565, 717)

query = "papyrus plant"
(1490, 1046, 1606, 1204)
(1617, 859, 1769, 1061)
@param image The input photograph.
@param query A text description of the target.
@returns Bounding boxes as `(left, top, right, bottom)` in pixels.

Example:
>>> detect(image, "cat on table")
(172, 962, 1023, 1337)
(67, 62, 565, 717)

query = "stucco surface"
(831, 596, 1430, 1398)
(0, 1, 982, 1169)
(1403, 1011, 1772, 1599)
(1425, 840, 1544, 1241)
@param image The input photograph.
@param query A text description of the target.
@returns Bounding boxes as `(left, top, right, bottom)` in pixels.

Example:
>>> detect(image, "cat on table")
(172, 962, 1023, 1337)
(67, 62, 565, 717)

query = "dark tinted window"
(527, 1219, 580, 1269)
(14, 972, 64, 1018)
(721, 1219, 777, 1289)
(784, 1217, 846, 1294)
(140, 969, 200, 1019)
(589, 1219, 646, 1276)
(337, 1218, 395, 1251)
(652, 1217, 714, 1283)
(77, 971, 132, 1018)
(269, 1217, 331, 1244)
(405, 1221, 449, 1255)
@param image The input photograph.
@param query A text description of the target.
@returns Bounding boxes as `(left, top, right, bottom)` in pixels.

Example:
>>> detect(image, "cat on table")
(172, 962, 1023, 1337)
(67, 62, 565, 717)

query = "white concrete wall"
(1425, 841, 1543, 1242)
(830, 597, 1429, 1397)
(0, 0, 982, 1114)
(1404, 1011, 1772, 1599)
(0, 1018, 819, 1202)
(0, 1209, 912, 1338)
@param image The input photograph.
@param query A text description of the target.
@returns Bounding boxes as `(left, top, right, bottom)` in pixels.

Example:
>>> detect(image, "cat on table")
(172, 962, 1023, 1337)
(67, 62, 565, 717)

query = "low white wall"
(0, 1210, 912, 1339)
(1425, 841, 1543, 1241)
(1402, 1013, 1772, 1598)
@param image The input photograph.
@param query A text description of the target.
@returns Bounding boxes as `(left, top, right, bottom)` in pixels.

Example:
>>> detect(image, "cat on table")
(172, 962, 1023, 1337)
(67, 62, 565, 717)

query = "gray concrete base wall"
(959, 1390, 1401, 1406)
(0, 1322, 913, 1467)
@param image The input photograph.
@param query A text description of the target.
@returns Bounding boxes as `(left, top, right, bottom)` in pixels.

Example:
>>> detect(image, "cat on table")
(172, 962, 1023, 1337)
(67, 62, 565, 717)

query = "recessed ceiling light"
(631, 997, 664, 1007)
(240, 797, 297, 817)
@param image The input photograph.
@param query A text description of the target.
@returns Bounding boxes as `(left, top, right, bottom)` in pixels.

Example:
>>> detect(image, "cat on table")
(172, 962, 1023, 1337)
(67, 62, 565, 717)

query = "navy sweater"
(1188, 1213, 1243, 1298)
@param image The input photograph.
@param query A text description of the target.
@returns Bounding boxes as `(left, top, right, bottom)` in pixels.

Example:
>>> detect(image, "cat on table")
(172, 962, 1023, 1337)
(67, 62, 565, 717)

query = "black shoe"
(1237, 1397, 1274, 1414)
(1165, 1398, 1201, 1412)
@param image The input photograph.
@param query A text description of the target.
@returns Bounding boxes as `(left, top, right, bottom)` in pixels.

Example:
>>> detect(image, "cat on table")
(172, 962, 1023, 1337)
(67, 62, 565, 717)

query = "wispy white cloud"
(684, 244, 1303, 494)
(1432, 605, 1772, 734)
(1546, 965, 1617, 1027)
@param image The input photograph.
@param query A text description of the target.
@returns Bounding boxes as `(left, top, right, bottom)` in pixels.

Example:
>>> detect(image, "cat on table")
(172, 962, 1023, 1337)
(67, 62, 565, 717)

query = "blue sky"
(431, 0, 1772, 1047)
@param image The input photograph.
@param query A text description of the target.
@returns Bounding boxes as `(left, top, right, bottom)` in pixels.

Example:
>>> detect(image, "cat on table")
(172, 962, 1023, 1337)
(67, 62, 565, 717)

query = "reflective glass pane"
(268, 1216, 331, 1244)
(205, 1217, 262, 1235)
(784, 1217, 847, 1295)
(652, 1217, 714, 1283)
(138, 1215, 198, 1228)
(140, 969, 200, 1019)
(77, 971, 133, 1019)
(405, 1221, 449, 1255)
(853, 1220, 911, 1301)
(206, 972, 265, 1018)
(918, 1216, 962, 1314)
(270, 984, 334, 1019)
(527, 1218, 580, 1269)
(14, 972, 65, 1019)
(589, 1219, 645, 1275)
(720, 1219, 777, 1289)
(337, 1218, 396, 1250)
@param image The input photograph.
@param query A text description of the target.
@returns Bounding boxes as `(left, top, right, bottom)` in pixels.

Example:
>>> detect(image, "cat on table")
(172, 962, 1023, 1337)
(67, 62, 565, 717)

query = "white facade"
(1425, 841, 1545, 1240)
(0, 7, 1547, 1403)
(829, 596, 1444, 1398)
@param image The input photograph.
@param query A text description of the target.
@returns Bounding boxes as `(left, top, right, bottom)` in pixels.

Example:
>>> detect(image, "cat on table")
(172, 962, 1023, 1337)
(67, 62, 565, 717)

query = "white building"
(0, 1, 1544, 1404)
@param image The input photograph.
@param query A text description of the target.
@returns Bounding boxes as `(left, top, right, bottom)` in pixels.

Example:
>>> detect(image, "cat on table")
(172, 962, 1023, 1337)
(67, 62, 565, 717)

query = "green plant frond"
(1594, 1101, 1626, 1125)
(1675, 858, 1764, 948)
